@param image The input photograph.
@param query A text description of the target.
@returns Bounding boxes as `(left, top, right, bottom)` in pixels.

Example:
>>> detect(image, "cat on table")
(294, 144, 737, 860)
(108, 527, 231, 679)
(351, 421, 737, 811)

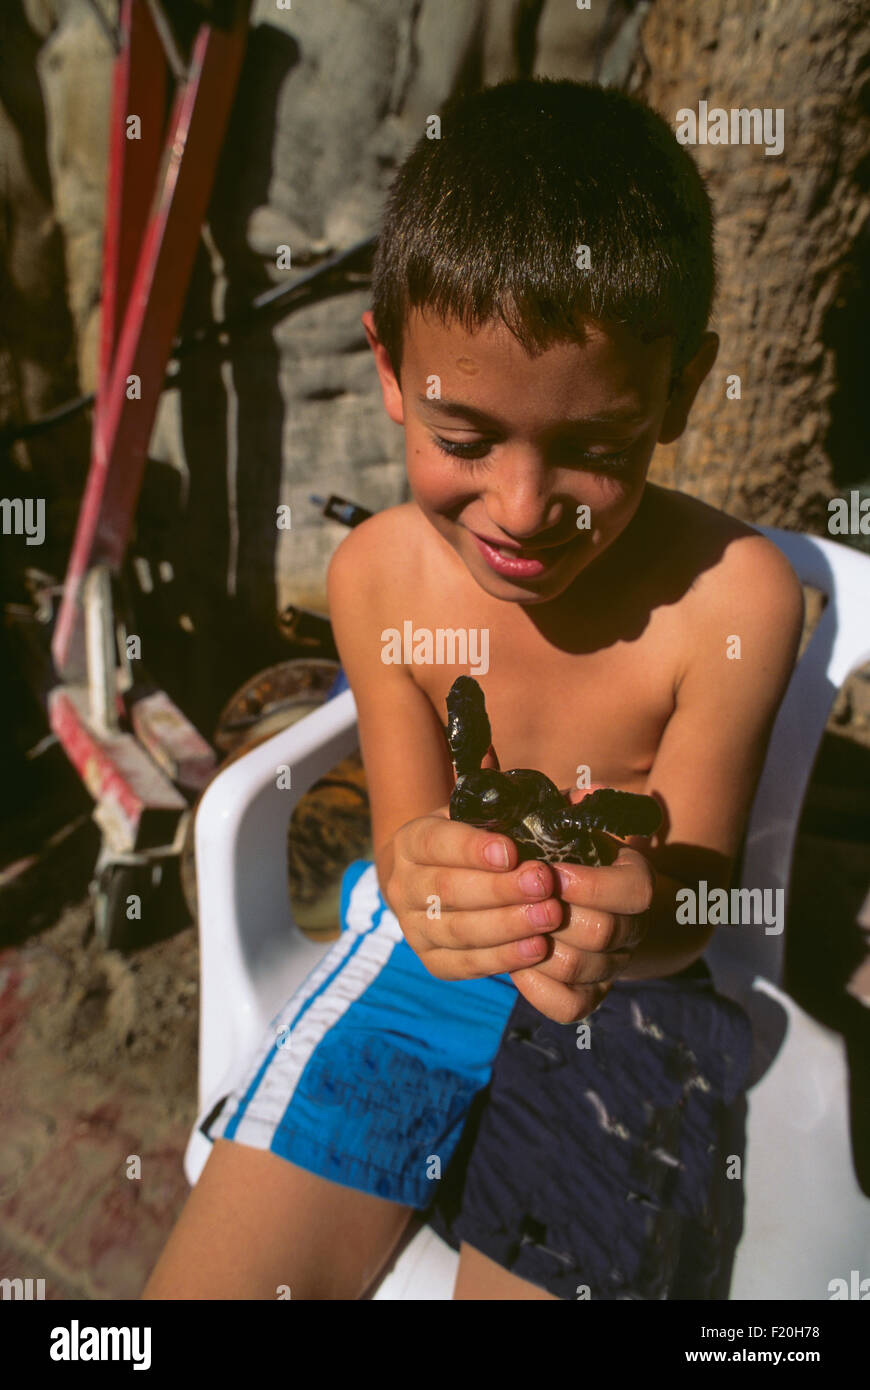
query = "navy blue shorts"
(425, 964, 754, 1300)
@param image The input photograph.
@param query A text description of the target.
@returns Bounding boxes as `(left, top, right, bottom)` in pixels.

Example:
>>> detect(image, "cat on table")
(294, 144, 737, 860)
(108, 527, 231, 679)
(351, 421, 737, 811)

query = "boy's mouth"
(470, 529, 577, 578)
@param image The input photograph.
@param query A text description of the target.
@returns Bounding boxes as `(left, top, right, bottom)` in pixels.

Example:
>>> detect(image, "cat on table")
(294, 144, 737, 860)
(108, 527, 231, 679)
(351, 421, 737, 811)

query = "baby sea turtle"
(446, 675, 662, 868)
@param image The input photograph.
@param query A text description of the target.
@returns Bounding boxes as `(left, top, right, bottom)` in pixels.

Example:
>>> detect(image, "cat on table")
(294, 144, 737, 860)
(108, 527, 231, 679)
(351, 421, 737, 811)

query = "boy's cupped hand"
(387, 762, 654, 1025)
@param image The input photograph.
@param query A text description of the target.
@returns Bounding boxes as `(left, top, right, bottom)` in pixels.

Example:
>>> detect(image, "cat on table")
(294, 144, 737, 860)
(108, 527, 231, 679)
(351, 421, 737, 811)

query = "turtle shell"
(449, 767, 605, 865)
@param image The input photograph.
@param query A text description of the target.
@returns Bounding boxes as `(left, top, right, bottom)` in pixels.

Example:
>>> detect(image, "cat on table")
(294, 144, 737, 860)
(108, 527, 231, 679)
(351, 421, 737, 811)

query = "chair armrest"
(708, 527, 870, 991)
(193, 688, 358, 1111)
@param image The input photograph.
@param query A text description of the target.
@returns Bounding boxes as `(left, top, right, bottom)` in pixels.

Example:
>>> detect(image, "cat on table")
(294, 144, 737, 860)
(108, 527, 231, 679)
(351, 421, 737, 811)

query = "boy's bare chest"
(392, 574, 680, 795)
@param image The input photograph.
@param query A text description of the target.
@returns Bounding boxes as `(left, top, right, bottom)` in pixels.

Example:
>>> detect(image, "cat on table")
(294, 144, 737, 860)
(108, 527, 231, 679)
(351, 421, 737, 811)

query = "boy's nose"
(482, 453, 561, 541)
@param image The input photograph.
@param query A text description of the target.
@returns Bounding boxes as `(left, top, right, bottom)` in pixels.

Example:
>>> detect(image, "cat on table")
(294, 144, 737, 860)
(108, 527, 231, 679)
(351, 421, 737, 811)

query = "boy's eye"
(431, 435, 633, 470)
(432, 435, 494, 461)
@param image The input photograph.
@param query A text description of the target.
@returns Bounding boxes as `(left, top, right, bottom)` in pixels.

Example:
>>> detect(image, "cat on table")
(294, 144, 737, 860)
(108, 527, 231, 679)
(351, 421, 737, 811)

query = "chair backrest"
(705, 527, 870, 991)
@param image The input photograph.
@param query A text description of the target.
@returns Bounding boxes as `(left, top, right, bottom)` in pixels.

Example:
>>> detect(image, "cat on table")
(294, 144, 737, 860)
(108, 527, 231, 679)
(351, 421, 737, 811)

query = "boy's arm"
(626, 533, 804, 976)
(531, 533, 805, 997)
(326, 518, 454, 887)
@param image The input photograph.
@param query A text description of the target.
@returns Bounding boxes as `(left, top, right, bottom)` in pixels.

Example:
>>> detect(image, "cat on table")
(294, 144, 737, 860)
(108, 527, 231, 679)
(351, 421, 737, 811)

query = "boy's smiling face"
(362, 307, 715, 607)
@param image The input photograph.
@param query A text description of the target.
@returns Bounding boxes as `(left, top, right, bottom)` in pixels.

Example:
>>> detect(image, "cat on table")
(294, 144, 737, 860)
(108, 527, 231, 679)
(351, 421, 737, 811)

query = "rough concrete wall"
(631, 0, 870, 532)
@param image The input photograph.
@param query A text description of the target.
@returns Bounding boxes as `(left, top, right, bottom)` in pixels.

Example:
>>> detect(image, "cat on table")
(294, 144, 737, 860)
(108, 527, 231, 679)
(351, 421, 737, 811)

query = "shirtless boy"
(143, 78, 803, 1301)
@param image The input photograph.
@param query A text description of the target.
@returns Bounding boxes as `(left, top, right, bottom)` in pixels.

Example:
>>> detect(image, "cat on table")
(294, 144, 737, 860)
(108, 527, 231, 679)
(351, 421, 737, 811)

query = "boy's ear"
(361, 311, 404, 426)
(658, 332, 719, 445)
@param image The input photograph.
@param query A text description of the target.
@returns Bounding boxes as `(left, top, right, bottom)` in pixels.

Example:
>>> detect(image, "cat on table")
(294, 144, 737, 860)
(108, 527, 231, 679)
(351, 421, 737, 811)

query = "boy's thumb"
(481, 744, 501, 771)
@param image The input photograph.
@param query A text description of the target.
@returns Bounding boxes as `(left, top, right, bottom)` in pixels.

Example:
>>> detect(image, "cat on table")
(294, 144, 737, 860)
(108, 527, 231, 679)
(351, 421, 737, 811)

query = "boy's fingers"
(431, 895, 564, 950)
(526, 937, 633, 988)
(401, 815, 517, 873)
(420, 859, 555, 915)
(421, 933, 554, 980)
(552, 845, 655, 917)
(480, 744, 501, 771)
(553, 903, 647, 954)
(510, 965, 613, 1025)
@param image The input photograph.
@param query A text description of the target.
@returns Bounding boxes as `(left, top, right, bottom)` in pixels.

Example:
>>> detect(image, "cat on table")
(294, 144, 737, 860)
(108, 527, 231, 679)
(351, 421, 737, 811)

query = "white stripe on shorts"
(213, 864, 404, 1150)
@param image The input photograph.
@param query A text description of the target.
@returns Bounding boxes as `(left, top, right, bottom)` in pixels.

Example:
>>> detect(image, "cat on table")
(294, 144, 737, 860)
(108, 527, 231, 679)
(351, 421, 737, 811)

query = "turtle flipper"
(446, 676, 492, 777)
(561, 788, 662, 838)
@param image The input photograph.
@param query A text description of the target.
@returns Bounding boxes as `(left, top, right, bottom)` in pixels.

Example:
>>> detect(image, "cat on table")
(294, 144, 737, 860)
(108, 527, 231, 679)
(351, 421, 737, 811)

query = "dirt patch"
(11, 900, 199, 1126)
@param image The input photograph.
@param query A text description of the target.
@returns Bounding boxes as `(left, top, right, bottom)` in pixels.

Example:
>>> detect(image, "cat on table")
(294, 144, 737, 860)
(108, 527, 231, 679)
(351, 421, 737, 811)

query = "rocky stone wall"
(632, 0, 870, 532)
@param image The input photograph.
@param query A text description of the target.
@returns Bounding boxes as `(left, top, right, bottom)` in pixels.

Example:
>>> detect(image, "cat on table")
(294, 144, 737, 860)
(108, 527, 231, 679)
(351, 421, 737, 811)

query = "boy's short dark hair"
(371, 78, 715, 382)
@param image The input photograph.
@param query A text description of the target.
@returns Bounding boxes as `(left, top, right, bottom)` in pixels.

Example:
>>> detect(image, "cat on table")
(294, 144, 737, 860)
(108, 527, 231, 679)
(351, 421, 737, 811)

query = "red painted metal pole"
(53, 0, 252, 680)
(96, 0, 167, 432)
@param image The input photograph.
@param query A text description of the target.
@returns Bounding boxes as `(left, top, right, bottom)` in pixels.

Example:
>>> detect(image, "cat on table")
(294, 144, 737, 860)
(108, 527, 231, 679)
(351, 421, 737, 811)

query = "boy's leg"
(142, 1139, 413, 1301)
(453, 1243, 558, 1300)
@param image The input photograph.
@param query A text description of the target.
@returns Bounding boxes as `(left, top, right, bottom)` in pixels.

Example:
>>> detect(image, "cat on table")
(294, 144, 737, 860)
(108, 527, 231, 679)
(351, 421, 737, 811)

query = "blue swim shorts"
(202, 860, 518, 1207)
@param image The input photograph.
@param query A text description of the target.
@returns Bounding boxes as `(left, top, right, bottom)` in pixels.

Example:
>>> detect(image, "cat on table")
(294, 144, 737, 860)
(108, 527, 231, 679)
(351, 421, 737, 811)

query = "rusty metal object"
(213, 658, 341, 756)
(287, 753, 371, 940)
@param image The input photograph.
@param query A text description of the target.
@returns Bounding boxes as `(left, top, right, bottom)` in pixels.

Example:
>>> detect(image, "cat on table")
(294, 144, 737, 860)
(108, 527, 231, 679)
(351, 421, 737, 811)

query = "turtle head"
(449, 769, 524, 830)
(446, 675, 492, 778)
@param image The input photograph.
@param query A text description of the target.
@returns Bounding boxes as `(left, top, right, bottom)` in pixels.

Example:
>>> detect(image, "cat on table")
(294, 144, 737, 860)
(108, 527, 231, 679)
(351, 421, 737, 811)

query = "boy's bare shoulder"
(645, 484, 805, 629)
(326, 502, 428, 609)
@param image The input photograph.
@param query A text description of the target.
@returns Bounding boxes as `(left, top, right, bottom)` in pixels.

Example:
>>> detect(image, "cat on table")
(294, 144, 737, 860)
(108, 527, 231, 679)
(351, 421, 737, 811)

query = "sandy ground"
(0, 895, 198, 1298)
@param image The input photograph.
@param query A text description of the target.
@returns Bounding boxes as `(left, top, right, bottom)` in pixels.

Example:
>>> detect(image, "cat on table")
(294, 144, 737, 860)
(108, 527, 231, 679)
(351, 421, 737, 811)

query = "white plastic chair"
(184, 526, 870, 1299)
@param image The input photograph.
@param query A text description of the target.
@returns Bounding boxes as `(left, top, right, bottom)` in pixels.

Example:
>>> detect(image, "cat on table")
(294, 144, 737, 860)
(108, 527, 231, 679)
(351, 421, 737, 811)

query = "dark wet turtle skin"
(445, 675, 662, 868)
